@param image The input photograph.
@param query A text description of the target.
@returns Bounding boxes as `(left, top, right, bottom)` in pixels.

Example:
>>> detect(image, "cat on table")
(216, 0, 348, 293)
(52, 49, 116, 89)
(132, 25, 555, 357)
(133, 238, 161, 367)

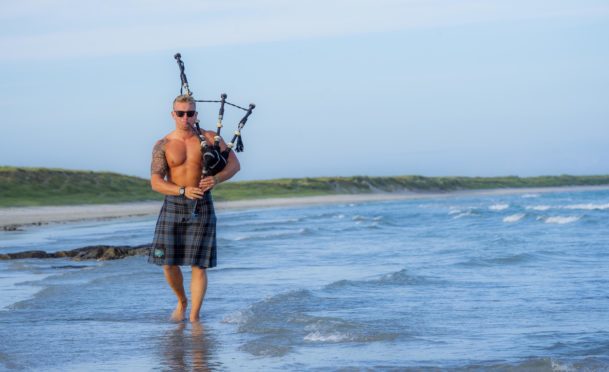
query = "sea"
(1, 188, 609, 371)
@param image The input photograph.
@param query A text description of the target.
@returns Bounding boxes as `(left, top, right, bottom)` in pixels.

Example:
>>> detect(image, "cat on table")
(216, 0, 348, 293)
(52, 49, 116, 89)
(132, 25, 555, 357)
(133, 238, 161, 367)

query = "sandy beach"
(2, 185, 609, 229)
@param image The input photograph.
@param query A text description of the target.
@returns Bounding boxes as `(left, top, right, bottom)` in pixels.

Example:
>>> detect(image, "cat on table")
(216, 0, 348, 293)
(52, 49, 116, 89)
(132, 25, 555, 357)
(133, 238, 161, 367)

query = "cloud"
(1, 0, 608, 61)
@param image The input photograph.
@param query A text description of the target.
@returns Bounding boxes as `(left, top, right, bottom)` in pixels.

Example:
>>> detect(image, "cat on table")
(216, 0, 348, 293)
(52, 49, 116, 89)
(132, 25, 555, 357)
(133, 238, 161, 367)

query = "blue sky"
(1, 1, 608, 180)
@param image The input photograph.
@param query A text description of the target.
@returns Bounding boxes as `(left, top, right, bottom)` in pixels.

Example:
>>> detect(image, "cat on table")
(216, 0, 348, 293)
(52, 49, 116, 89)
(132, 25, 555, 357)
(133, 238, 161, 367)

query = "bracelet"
(213, 175, 221, 185)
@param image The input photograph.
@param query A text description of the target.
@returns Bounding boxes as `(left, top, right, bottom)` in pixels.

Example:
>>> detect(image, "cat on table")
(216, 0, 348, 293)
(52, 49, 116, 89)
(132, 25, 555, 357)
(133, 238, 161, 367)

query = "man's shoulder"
(153, 136, 170, 149)
(153, 137, 169, 152)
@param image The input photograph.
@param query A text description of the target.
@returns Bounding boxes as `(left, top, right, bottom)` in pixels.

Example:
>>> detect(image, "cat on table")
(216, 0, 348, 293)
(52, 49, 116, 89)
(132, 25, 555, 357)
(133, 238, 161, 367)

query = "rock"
(2, 225, 22, 231)
(2, 250, 51, 259)
(0, 245, 151, 261)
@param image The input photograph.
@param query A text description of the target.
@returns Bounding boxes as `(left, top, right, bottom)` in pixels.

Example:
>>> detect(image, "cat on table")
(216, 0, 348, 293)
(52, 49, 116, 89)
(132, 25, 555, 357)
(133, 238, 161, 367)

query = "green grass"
(2, 166, 609, 207)
(0, 167, 161, 207)
(212, 174, 609, 201)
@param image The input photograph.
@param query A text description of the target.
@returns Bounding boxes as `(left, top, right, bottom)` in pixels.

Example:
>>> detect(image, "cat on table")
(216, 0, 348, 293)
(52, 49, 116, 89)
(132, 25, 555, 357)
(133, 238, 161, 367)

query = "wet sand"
(2, 185, 609, 229)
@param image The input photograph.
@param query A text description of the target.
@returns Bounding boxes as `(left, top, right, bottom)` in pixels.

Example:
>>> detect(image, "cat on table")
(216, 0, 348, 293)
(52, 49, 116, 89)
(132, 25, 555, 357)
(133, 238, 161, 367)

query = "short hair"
(173, 94, 196, 109)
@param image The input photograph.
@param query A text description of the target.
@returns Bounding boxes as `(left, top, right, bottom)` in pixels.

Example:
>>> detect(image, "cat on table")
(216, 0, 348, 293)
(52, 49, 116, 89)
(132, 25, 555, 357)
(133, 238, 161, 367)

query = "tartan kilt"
(148, 192, 217, 268)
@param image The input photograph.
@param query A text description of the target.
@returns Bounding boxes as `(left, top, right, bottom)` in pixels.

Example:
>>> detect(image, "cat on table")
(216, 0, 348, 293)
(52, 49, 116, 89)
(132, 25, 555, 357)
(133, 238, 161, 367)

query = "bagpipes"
(174, 53, 255, 217)
(174, 53, 255, 178)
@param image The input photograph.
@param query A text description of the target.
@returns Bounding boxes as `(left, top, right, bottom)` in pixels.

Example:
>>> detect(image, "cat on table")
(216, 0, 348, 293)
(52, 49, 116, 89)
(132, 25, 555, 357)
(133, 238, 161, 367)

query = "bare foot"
(170, 298, 188, 322)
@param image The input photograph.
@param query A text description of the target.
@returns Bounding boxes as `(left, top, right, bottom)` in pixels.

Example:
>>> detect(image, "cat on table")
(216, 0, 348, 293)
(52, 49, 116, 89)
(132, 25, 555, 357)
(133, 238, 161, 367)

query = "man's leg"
(163, 265, 188, 321)
(190, 266, 208, 322)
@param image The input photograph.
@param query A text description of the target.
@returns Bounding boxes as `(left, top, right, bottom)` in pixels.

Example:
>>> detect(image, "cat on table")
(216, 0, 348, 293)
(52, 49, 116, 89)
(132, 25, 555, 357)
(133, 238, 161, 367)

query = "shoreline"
(2, 185, 609, 229)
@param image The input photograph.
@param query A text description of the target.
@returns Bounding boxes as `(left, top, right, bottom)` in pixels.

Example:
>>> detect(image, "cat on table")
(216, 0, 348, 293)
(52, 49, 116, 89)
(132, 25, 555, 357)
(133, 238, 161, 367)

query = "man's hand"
(185, 186, 205, 200)
(198, 176, 218, 192)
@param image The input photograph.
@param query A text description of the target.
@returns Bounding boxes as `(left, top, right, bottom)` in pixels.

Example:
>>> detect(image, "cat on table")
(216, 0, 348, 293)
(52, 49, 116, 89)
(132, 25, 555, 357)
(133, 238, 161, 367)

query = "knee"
(191, 266, 207, 275)
(163, 265, 180, 273)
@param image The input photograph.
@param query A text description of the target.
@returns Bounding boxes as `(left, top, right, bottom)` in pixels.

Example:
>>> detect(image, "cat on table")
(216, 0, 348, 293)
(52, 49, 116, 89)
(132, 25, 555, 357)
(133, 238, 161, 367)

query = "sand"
(2, 185, 609, 229)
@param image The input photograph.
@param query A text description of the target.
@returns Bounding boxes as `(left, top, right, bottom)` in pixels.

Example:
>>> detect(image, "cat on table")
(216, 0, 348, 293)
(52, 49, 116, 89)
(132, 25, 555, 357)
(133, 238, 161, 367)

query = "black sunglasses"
(174, 110, 196, 117)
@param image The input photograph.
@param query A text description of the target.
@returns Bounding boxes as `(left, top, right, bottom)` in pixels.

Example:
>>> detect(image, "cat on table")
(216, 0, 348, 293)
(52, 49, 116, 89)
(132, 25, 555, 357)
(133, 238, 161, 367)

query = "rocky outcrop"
(0, 244, 151, 261)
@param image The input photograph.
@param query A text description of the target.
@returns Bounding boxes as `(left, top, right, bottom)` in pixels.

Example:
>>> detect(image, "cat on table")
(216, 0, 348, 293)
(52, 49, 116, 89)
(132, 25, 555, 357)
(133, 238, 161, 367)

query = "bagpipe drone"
(174, 53, 256, 216)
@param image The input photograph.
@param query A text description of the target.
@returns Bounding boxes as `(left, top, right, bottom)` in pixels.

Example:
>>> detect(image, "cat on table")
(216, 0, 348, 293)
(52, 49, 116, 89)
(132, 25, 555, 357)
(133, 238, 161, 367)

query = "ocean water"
(1, 188, 609, 371)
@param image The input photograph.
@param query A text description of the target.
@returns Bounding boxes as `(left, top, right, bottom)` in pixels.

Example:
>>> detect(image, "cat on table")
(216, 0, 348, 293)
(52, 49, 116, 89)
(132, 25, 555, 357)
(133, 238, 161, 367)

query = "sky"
(1, 0, 608, 181)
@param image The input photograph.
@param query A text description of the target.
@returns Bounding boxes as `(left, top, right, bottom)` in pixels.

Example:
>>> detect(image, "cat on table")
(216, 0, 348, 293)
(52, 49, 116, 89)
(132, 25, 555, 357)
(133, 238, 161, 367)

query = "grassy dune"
(0, 167, 160, 207)
(213, 175, 609, 200)
(2, 166, 609, 207)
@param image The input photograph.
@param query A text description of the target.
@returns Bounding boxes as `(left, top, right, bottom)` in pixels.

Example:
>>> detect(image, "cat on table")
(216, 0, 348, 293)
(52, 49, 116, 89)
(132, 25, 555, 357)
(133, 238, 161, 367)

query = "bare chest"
(165, 138, 201, 168)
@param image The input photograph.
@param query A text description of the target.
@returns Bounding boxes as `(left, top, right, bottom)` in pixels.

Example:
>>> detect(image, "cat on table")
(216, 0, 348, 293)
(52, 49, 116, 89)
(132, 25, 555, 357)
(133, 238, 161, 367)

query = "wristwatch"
(179, 186, 186, 196)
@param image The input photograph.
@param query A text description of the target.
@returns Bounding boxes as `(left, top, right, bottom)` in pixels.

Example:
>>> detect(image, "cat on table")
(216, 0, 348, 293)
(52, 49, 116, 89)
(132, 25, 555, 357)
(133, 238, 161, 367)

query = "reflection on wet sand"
(159, 321, 220, 371)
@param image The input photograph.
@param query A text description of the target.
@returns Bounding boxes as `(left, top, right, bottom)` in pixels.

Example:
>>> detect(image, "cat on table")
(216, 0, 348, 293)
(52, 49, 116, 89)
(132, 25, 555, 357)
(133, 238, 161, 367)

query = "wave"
(221, 290, 343, 356)
(526, 205, 552, 211)
(442, 357, 608, 372)
(525, 203, 609, 212)
(302, 212, 349, 221)
(448, 207, 462, 215)
(221, 217, 303, 230)
(459, 252, 538, 267)
(348, 214, 402, 229)
(451, 210, 475, 219)
(489, 203, 509, 211)
(233, 228, 314, 241)
(325, 269, 436, 290)
(352, 215, 384, 222)
(303, 330, 352, 342)
(449, 206, 476, 216)
(223, 278, 407, 356)
(541, 216, 581, 225)
(503, 213, 525, 223)
(521, 193, 540, 198)
(302, 321, 397, 344)
(221, 309, 252, 326)
(563, 203, 609, 210)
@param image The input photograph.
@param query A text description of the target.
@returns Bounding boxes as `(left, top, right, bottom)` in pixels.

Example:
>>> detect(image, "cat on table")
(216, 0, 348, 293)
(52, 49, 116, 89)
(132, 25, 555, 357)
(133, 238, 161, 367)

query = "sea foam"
(543, 216, 581, 224)
(489, 203, 509, 211)
(563, 203, 609, 210)
(304, 331, 351, 342)
(503, 213, 525, 223)
(527, 205, 551, 211)
(521, 193, 540, 198)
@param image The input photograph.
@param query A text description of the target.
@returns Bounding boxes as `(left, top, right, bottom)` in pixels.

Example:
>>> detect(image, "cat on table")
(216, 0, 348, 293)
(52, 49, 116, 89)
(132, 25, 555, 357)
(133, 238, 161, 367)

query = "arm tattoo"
(151, 139, 169, 178)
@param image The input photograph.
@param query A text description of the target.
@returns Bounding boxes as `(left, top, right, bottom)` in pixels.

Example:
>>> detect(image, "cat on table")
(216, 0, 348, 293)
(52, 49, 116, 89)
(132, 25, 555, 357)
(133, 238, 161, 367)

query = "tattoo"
(151, 139, 169, 177)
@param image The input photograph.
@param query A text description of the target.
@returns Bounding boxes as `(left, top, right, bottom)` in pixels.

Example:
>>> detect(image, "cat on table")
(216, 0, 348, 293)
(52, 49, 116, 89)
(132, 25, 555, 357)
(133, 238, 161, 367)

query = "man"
(148, 94, 240, 322)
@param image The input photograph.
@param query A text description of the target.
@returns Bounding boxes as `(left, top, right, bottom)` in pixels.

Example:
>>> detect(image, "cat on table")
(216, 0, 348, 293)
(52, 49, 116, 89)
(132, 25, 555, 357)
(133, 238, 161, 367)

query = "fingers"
(198, 176, 210, 188)
(200, 183, 214, 192)
(198, 176, 216, 192)
(185, 187, 205, 199)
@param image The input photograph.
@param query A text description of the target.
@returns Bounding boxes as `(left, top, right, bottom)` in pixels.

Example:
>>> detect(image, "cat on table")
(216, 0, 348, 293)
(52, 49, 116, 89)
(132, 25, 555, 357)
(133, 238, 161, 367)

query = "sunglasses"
(174, 110, 196, 117)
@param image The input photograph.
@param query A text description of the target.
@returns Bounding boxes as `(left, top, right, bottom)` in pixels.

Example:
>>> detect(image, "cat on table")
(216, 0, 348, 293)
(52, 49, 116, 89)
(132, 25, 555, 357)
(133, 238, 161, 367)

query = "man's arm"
(215, 146, 241, 182)
(150, 139, 175, 194)
(150, 139, 204, 199)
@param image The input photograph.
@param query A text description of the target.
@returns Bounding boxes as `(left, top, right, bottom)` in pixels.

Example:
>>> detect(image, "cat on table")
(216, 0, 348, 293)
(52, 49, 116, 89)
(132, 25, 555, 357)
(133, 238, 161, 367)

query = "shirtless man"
(149, 94, 240, 322)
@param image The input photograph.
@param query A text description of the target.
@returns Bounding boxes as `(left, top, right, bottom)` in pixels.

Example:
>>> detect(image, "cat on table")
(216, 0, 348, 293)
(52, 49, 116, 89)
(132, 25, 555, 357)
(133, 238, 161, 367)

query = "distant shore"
(4, 167, 609, 208)
(2, 185, 609, 230)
